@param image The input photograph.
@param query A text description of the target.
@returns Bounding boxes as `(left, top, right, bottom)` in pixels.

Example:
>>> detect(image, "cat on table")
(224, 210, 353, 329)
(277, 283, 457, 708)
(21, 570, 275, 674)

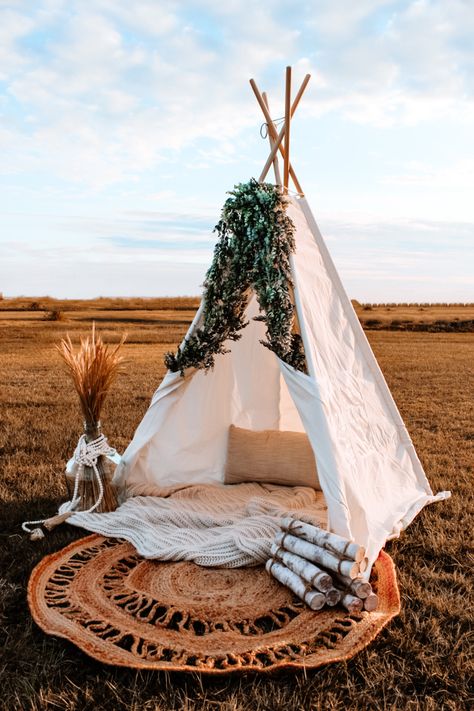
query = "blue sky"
(1, 0, 473, 301)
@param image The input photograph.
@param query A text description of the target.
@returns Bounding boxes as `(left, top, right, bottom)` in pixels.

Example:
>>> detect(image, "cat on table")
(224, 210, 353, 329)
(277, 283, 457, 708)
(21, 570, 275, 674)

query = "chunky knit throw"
(66, 483, 327, 568)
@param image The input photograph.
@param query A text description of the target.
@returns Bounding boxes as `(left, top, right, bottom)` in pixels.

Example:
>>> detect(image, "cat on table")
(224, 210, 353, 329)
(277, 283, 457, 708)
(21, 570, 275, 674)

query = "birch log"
(281, 516, 365, 563)
(275, 531, 360, 579)
(324, 588, 342, 606)
(340, 593, 364, 613)
(270, 543, 333, 593)
(334, 574, 372, 599)
(265, 559, 326, 610)
(363, 593, 379, 612)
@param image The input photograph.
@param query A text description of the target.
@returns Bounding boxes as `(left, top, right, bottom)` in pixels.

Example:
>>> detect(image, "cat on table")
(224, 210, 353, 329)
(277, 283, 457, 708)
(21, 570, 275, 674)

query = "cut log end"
(345, 560, 360, 580)
(351, 580, 372, 599)
(363, 593, 379, 612)
(341, 594, 364, 614)
(324, 588, 342, 606)
(312, 571, 333, 593)
(305, 590, 326, 611)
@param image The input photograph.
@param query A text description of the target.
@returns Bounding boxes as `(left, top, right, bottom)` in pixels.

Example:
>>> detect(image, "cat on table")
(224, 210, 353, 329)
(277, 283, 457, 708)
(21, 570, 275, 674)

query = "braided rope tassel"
(22, 434, 117, 539)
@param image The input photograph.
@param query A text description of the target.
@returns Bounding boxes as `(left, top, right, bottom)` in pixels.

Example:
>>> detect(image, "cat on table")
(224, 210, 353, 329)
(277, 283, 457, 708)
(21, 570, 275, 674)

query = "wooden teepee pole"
(249, 78, 304, 195)
(263, 90, 306, 370)
(259, 74, 310, 183)
(283, 66, 292, 192)
(262, 92, 282, 187)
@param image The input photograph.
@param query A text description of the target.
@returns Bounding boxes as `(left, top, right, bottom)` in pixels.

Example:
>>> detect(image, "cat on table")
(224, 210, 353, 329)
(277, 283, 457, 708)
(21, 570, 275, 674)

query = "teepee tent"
(77, 68, 449, 574)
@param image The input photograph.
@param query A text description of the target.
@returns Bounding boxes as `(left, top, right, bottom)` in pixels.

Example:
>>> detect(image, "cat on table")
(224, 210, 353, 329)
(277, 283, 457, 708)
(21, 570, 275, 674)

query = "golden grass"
(56, 325, 126, 428)
(351, 301, 474, 330)
(0, 304, 472, 710)
(0, 295, 201, 312)
(2, 297, 474, 333)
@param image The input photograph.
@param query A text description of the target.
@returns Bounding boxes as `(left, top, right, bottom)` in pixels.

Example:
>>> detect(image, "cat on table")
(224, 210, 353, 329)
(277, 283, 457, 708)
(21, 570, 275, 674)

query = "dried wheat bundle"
(56, 323, 125, 430)
(55, 324, 126, 515)
(23, 326, 126, 539)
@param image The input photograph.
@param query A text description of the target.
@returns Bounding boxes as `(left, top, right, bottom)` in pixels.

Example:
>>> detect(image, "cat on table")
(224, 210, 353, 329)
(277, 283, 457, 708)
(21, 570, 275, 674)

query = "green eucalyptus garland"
(165, 179, 306, 375)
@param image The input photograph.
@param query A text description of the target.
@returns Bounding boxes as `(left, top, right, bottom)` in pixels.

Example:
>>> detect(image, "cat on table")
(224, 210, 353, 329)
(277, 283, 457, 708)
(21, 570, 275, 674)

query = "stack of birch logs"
(265, 516, 378, 613)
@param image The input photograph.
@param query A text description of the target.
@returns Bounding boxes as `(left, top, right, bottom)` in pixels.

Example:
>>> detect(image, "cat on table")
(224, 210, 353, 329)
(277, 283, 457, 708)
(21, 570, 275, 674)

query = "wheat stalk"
(56, 323, 126, 428)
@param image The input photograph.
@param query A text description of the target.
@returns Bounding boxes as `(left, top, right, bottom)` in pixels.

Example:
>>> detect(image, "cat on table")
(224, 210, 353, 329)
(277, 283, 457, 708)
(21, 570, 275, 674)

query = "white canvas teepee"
(69, 67, 449, 574)
(111, 192, 448, 571)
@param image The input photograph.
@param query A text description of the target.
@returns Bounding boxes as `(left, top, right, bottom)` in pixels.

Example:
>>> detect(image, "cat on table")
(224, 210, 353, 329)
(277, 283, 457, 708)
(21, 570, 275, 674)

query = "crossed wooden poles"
(250, 66, 311, 196)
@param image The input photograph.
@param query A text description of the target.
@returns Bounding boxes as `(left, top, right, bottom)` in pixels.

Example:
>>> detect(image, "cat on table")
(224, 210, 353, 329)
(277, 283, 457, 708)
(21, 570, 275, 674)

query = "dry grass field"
(0, 301, 472, 710)
(351, 302, 474, 332)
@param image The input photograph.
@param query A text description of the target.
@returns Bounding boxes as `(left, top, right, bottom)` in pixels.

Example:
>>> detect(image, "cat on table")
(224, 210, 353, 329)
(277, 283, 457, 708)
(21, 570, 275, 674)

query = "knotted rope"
(260, 116, 285, 139)
(22, 433, 117, 538)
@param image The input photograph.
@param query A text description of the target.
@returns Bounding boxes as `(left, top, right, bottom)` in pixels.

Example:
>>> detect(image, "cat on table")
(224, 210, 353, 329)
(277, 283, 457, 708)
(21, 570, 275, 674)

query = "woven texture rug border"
(28, 534, 400, 674)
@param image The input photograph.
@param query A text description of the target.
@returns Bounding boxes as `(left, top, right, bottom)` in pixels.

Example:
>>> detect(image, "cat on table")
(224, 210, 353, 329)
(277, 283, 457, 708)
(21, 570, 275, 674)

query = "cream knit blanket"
(66, 483, 327, 568)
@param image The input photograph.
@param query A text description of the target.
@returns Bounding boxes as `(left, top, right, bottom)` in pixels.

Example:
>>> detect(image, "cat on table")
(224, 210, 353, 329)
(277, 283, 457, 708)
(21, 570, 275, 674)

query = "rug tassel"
(30, 528, 45, 541)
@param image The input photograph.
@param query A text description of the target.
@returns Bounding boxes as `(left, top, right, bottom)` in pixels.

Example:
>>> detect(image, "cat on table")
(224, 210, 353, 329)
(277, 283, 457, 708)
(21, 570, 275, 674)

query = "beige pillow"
(224, 425, 320, 490)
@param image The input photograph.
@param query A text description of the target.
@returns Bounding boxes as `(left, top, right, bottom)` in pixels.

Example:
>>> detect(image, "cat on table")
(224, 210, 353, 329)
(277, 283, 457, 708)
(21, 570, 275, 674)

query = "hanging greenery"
(164, 179, 306, 375)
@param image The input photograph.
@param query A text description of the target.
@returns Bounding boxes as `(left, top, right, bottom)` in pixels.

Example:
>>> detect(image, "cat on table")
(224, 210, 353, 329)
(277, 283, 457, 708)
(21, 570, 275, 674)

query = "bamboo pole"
(283, 65, 291, 192)
(249, 78, 304, 195)
(259, 74, 310, 183)
(262, 92, 282, 187)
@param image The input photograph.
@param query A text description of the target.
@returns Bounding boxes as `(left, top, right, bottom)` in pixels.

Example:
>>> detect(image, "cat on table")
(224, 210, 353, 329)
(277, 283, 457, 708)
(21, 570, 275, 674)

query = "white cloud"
(2, 0, 474, 186)
(0, 3, 300, 185)
(96, 0, 179, 38)
(2, 206, 472, 301)
(383, 158, 474, 189)
(299, 0, 474, 126)
(0, 1, 473, 300)
(304, 0, 391, 42)
(0, 8, 34, 80)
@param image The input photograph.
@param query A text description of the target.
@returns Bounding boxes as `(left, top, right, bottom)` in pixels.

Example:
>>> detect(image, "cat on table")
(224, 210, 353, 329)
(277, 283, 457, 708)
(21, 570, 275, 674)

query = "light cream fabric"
(68, 482, 327, 567)
(224, 425, 320, 490)
(110, 197, 449, 577)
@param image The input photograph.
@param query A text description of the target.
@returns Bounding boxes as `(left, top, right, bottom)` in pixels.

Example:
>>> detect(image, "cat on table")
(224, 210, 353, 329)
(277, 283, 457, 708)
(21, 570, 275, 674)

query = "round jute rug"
(28, 534, 400, 674)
